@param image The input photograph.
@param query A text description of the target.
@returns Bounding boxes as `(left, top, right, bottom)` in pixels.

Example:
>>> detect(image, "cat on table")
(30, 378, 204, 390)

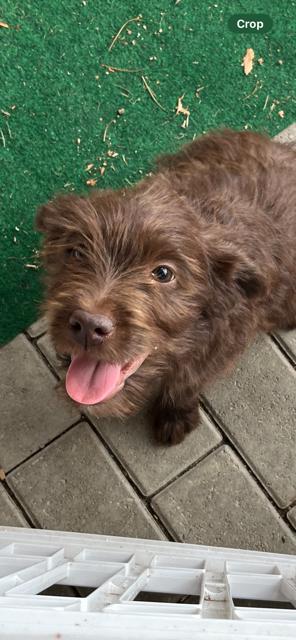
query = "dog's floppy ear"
(36, 195, 80, 234)
(209, 241, 266, 299)
(35, 201, 55, 233)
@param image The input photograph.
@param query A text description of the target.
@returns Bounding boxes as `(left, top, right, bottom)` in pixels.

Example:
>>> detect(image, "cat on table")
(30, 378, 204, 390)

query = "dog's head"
(36, 175, 265, 412)
(36, 176, 211, 409)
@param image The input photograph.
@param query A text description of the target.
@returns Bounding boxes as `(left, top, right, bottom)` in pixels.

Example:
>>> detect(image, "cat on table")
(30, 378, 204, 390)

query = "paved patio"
(0, 125, 296, 555)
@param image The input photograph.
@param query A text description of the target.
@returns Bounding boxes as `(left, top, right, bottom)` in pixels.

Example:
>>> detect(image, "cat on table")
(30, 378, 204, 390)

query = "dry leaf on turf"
(258, 57, 264, 65)
(0, 21, 9, 28)
(85, 163, 94, 171)
(278, 110, 285, 118)
(176, 95, 190, 128)
(86, 178, 97, 186)
(242, 48, 255, 76)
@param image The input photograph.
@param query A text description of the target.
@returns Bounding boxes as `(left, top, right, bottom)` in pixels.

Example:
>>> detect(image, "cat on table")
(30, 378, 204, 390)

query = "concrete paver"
(152, 445, 296, 554)
(0, 334, 80, 471)
(37, 333, 63, 374)
(8, 422, 164, 539)
(204, 336, 296, 509)
(275, 330, 296, 364)
(92, 409, 221, 496)
(26, 316, 48, 338)
(0, 485, 29, 526)
(274, 123, 296, 144)
(287, 507, 296, 530)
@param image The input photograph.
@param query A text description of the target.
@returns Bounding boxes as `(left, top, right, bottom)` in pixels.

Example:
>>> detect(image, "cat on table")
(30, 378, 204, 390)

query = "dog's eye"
(66, 247, 83, 260)
(152, 265, 175, 283)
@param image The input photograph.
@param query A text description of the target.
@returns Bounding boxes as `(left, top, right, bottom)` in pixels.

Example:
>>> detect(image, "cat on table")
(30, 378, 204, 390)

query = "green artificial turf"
(1, 0, 296, 344)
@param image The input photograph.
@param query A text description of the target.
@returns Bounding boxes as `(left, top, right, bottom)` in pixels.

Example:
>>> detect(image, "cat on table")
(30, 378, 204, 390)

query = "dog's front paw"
(154, 408, 199, 445)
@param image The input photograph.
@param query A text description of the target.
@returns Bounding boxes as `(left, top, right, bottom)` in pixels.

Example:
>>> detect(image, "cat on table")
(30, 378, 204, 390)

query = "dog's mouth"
(65, 352, 149, 405)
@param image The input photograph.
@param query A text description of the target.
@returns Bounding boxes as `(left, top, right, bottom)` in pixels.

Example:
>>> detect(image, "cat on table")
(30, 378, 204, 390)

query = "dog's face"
(36, 175, 265, 416)
(36, 178, 210, 413)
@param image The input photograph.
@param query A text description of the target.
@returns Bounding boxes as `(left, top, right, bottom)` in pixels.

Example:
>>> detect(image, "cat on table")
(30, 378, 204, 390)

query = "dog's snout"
(69, 309, 114, 347)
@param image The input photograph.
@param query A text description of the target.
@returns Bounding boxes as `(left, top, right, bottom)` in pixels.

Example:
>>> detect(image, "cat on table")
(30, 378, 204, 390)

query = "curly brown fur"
(36, 129, 296, 444)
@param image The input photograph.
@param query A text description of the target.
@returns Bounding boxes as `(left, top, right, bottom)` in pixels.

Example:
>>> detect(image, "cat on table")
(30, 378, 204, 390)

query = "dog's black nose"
(69, 310, 114, 347)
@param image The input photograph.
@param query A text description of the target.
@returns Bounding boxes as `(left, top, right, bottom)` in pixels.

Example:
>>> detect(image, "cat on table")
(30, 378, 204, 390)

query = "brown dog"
(36, 129, 296, 444)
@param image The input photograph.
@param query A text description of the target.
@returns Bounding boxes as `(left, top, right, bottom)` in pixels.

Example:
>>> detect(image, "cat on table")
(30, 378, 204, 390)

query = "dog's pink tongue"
(66, 354, 121, 405)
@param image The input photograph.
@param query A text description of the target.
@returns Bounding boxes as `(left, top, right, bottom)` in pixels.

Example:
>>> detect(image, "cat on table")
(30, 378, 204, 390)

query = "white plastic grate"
(0, 526, 296, 638)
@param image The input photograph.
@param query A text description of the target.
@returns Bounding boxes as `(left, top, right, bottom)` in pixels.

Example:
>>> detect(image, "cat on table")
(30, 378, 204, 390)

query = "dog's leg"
(152, 379, 200, 445)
